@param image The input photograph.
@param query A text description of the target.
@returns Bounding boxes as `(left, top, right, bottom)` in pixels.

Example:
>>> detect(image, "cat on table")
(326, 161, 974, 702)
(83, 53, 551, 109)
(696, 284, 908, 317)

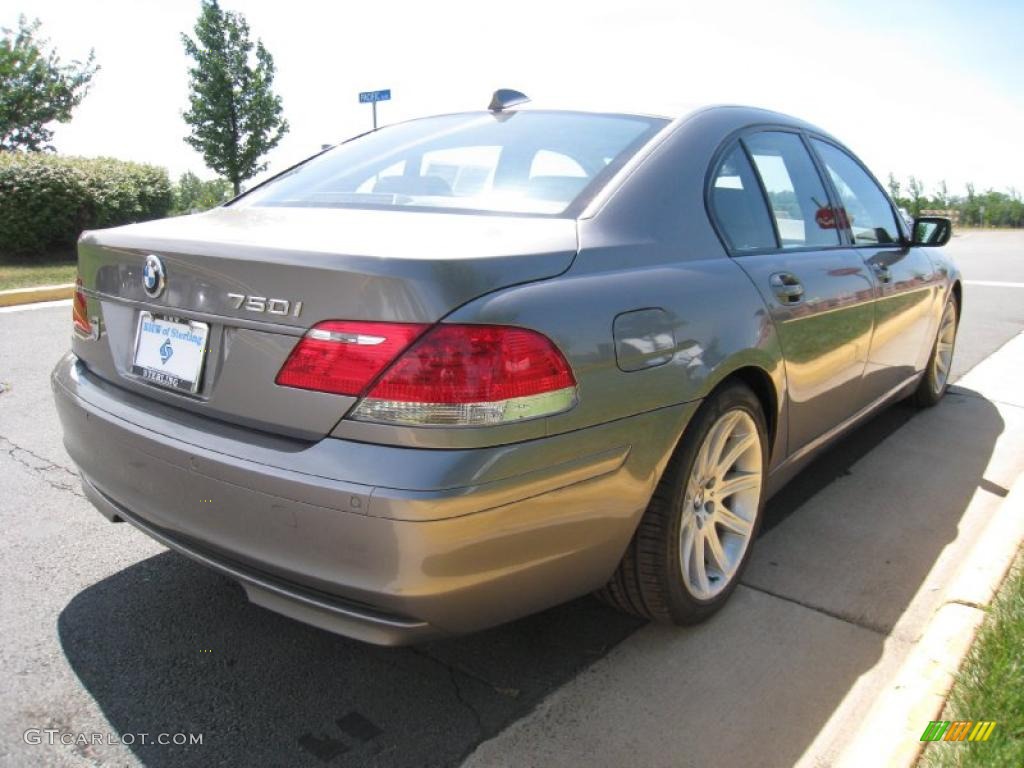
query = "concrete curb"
(835, 473, 1024, 767)
(0, 283, 75, 307)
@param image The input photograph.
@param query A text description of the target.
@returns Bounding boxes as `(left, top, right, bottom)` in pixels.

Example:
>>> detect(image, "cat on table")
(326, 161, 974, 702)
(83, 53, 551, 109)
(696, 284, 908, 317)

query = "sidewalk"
(463, 333, 1024, 768)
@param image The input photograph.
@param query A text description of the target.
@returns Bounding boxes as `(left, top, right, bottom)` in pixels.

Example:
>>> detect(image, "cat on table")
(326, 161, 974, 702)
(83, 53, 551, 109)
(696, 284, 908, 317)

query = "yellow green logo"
(920, 720, 997, 742)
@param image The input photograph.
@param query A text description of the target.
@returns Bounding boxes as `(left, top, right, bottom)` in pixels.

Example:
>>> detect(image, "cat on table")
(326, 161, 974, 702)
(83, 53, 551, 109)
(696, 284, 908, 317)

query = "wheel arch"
(693, 344, 785, 464)
(647, 355, 785, 506)
(597, 357, 780, 621)
(721, 365, 779, 455)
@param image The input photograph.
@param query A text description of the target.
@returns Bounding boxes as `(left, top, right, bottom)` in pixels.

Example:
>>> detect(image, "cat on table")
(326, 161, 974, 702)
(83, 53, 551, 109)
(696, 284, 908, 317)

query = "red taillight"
(369, 325, 574, 402)
(72, 278, 91, 337)
(275, 321, 427, 396)
(355, 324, 577, 426)
(277, 321, 578, 426)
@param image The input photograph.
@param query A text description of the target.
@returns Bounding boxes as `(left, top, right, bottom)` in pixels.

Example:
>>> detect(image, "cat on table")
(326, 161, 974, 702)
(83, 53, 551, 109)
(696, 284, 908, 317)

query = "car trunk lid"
(73, 206, 577, 439)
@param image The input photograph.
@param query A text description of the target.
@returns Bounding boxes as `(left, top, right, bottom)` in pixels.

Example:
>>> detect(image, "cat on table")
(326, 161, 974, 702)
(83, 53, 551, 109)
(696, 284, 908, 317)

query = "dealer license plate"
(131, 312, 209, 394)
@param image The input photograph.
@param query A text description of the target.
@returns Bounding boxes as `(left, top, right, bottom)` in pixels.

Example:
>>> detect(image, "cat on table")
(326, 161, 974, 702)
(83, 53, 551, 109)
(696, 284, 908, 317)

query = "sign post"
(358, 89, 391, 130)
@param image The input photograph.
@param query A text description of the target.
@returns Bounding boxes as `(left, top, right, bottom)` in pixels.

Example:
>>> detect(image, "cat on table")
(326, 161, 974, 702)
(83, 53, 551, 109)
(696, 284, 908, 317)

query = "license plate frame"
(131, 312, 210, 394)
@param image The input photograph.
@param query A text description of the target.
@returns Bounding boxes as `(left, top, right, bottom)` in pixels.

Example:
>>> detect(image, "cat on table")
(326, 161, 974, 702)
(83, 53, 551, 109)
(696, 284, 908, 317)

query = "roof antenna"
(488, 89, 530, 112)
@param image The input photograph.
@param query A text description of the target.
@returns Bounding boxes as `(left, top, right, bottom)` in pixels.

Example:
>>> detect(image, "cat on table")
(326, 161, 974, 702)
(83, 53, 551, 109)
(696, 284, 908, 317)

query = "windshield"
(236, 111, 667, 216)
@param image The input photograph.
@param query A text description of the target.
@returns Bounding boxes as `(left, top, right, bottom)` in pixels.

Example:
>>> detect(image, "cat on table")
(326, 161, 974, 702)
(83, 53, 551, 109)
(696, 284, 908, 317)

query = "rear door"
(710, 130, 876, 455)
(808, 138, 941, 400)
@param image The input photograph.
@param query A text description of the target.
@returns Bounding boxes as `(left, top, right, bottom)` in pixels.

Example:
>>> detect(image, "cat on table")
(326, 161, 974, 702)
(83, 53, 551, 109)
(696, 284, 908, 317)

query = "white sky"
(3, 0, 1022, 196)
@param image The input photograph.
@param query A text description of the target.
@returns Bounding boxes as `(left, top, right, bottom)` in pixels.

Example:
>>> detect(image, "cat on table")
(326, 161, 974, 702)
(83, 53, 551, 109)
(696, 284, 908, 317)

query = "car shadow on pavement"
(57, 554, 643, 768)
(761, 399, 920, 533)
(589, 389, 1006, 768)
(58, 392, 1005, 768)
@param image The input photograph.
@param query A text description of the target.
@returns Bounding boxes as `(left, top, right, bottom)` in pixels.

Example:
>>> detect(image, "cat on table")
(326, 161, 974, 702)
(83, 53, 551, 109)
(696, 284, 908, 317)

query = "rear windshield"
(236, 111, 667, 216)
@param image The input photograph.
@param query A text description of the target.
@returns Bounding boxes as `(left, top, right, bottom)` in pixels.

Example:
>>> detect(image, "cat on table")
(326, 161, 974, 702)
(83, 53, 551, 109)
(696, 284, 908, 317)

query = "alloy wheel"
(932, 301, 957, 394)
(679, 408, 763, 600)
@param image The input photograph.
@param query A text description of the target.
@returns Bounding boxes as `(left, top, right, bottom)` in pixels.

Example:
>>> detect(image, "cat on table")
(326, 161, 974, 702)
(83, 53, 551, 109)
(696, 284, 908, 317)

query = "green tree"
(884, 177, 1024, 229)
(962, 183, 979, 226)
(172, 170, 233, 214)
(0, 17, 98, 151)
(181, 0, 288, 195)
(907, 176, 924, 216)
(887, 172, 901, 201)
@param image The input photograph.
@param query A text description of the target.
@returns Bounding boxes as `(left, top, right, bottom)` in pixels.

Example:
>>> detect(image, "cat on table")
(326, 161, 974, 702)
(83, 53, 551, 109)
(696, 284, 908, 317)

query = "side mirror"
(911, 216, 952, 247)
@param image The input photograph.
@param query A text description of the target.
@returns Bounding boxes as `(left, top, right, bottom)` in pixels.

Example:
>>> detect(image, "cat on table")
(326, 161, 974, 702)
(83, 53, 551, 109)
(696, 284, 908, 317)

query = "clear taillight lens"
(72, 277, 92, 337)
(351, 324, 577, 426)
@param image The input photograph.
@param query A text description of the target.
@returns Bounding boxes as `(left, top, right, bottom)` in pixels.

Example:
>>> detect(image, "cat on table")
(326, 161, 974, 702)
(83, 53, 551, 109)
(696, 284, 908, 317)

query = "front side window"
(237, 112, 666, 216)
(709, 144, 777, 253)
(811, 139, 901, 245)
(744, 131, 841, 249)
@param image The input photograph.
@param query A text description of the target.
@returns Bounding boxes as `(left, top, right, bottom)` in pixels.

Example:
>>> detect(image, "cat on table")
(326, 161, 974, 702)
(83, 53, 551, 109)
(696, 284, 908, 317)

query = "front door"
(809, 139, 942, 400)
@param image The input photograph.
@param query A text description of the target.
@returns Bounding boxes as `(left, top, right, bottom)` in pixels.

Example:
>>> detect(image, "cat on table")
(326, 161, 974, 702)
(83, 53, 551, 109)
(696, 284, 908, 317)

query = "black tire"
(911, 295, 959, 408)
(596, 381, 768, 624)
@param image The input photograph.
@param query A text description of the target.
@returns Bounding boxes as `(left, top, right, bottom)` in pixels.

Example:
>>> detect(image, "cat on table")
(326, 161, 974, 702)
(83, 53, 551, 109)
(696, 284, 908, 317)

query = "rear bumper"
(52, 353, 694, 644)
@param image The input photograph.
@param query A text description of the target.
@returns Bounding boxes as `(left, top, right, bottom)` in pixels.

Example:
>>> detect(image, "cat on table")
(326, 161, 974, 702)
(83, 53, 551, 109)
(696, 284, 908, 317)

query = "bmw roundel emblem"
(142, 254, 165, 298)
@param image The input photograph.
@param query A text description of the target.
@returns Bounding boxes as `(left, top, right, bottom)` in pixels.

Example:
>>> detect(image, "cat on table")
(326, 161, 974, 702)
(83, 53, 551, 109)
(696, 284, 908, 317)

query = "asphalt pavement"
(0, 230, 1021, 767)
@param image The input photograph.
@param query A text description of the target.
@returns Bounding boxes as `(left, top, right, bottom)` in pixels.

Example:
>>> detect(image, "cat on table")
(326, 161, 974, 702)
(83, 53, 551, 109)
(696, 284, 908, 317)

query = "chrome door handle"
(769, 272, 804, 304)
(872, 263, 893, 284)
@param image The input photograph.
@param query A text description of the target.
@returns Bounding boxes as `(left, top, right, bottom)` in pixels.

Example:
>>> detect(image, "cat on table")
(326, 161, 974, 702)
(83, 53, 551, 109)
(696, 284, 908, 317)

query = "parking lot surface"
(1, 230, 1022, 767)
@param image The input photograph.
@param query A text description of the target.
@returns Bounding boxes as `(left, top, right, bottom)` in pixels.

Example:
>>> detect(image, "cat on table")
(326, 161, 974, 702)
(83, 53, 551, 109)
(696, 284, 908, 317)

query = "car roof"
(368, 104, 831, 141)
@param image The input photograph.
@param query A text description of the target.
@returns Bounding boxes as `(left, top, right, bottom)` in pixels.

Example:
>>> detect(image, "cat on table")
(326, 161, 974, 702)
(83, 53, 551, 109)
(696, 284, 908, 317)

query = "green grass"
(0, 254, 77, 291)
(921, 552, 1024, 767)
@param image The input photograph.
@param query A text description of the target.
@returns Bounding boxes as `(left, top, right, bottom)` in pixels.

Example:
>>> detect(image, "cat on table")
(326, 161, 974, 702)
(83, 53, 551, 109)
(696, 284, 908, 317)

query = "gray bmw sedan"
(53, 97, 960, 645)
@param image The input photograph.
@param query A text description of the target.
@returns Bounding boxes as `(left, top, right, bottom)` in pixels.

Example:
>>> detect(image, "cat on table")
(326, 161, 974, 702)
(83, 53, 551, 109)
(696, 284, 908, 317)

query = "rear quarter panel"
(334, 108, 800, 469)
(335, 230, 787, 470)
(446, 252, 784, 447)
(342, 108, 791, 460)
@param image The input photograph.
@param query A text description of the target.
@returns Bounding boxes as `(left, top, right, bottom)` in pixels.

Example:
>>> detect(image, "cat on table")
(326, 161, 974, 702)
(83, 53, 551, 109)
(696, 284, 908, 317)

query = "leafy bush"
(172, 170, 232, 215)
(0, 153, 172, 259)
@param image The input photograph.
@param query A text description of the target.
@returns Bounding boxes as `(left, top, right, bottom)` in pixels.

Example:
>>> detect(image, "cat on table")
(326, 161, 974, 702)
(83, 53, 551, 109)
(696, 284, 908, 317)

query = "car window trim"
(737, 139, 783, 250)
(804, 133, 909, 249)
(705, 123, 847, 258)
(743, 130, 846, 251)
(798, 133, 854, 248)
(705, 139, 781, 253)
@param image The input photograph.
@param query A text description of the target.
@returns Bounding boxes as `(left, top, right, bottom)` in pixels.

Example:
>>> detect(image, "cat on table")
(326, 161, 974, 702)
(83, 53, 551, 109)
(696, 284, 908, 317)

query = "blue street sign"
(359, 89, 391, 104)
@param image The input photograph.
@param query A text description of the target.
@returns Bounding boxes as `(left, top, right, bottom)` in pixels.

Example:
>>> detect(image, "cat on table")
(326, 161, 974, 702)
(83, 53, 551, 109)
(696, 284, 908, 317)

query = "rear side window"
(709, 144, 777, 253)
(745, 132, 841, 249)
(811, 139, 901, 245)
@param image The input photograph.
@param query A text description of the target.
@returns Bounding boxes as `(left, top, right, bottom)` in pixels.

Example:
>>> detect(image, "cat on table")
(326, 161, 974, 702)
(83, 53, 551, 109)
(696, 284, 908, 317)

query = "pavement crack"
(409, 646, 518, 699)
(739, 582, 889, 636)
(407, 647, 486, 739)
(0, 434, 84, 498)
(446, 662, 485, 738)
